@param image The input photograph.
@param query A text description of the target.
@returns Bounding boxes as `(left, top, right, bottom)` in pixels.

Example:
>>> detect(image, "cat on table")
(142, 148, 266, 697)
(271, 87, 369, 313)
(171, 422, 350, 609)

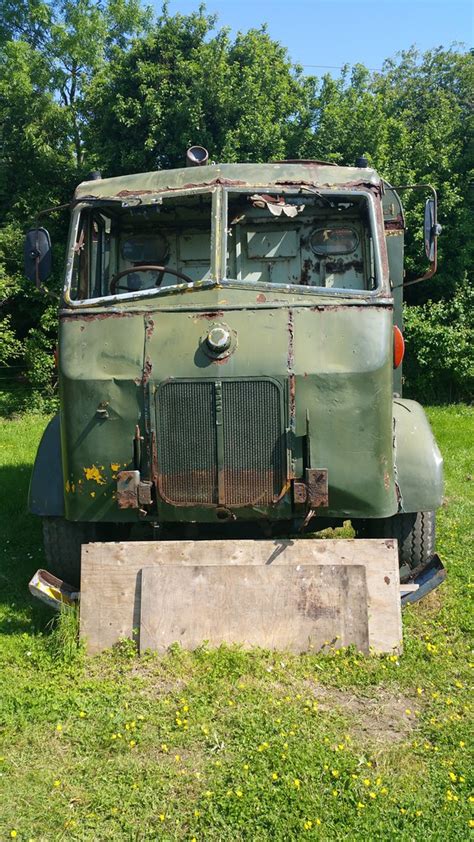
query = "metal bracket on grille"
(117, 471, 153, 509)
(293, 469, 328, 508)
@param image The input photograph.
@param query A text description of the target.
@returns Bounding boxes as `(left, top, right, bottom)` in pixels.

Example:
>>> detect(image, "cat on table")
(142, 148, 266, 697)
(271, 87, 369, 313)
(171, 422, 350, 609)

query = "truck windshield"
(70, 192, 212, 300)
(226, 191, 377, 290)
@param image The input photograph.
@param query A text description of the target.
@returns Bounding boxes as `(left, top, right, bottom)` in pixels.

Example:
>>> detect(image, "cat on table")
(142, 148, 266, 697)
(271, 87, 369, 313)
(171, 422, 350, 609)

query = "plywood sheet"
(140, 564, 369, 653)
(79, 539, 401, 655)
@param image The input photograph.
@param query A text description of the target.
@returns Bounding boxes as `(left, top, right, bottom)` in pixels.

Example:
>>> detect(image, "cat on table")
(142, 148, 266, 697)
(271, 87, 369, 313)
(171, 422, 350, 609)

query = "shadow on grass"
(0, 462, 54, 634)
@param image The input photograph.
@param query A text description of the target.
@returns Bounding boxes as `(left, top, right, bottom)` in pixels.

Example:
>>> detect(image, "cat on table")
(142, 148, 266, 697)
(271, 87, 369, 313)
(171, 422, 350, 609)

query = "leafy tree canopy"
(0, 1, 472, 404)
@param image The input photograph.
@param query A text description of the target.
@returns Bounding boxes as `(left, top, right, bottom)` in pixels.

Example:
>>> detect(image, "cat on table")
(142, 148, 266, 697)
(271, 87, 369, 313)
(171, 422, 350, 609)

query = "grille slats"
(156, 380, 285, 506)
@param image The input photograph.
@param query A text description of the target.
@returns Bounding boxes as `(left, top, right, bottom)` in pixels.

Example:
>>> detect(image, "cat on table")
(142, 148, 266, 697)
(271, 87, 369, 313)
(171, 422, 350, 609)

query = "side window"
(70, 211, 112, 299)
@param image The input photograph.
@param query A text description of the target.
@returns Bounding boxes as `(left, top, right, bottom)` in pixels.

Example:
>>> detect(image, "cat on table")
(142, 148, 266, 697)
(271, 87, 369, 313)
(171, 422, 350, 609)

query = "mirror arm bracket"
(391, 184, 439, 287)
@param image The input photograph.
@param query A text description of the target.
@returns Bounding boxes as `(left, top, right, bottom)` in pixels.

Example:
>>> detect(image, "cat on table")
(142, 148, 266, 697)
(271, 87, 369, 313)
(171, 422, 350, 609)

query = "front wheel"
(42, 517, 97, 587)
(355, 511, 436, 577)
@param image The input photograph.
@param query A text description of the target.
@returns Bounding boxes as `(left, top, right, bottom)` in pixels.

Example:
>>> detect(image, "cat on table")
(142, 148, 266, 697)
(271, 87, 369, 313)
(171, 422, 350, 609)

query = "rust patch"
(384, 576, 391, 585)
(180, 177, 247, 191)
(293, 481, 307, 504)
(195, 311, 225, 320)
(287, 309, 295, 431)
(60, 311, 135, 323)
(256, 293, 267, 303)
(384, 215, 404, 231)
(138, 356, 152, 386)
(306, 468, 329, 508)
(145, 317, 155, 338)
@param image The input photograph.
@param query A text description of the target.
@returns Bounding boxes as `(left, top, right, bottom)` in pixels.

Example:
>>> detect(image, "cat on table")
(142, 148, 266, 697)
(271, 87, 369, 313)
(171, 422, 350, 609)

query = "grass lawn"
(0, 406, 472, 840)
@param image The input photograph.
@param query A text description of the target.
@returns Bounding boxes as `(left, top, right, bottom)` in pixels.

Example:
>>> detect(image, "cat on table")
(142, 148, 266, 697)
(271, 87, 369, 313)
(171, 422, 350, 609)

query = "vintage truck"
(25, 150, 444, 649)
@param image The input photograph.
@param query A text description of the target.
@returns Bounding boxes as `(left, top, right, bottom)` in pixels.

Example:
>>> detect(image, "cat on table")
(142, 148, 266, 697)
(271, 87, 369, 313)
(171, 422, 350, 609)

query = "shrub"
(403, 278, 473, 403)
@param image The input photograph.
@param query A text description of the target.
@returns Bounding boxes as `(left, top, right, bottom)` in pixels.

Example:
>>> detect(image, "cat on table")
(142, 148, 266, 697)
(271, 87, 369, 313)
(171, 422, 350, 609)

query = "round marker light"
(393, 325, 405, 369)
(206, 326, 231, 353)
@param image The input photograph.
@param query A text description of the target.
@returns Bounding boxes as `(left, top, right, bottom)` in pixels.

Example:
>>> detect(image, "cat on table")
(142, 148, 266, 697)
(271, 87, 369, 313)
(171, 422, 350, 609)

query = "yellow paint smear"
(84, 465, 106, 485)
(110, 463, 121, 472)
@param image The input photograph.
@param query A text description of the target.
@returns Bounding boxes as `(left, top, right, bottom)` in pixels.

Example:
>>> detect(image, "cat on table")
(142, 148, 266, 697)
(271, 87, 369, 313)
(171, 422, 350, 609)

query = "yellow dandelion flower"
(79, 711, 86, 718)
(56, 724, 62, 732)
(272, 773, 279, 780)
(363, 778, 370, 786)
(235, 789, 243, 797)
(243, 763, 249, 770)
(304, 821, 312, 829)
(331, 770, 339, 778)
(111, 733, 117, 740)
(469, 820, 474, 829)
(194, 809, 201, 817)
(129, 740, 136, 748)
(357, 802, 365, 809)
(369, 792, 376, 799)
(53, 780, 61, 787)
(174, 754, 181, 762)
(159, 814, 165, 821)
(10, 832, 17, 838)
(405, 709, 411, 715)
(400, 808, 406, 814)
(293, 778, 301, 788)
(449, 772, 457, 782)
(332, 789, 339, 797)
(381, 787, 388, 795)
(459, 741, 465, 748)
(366, 761, 372, 767)
(416, 810, 422, 817)
(417, 687, 423, 695)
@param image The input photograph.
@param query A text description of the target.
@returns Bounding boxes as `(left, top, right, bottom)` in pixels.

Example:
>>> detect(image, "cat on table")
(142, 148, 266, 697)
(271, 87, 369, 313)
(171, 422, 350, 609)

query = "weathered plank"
(79, 538, 401, 654)
(140, 564, 369, 653)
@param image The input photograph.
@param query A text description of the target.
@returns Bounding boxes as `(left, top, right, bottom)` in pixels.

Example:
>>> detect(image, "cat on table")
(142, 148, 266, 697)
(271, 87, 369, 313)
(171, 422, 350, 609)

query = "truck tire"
(42, 517, 97, 588)
(356, 511, 435, 575)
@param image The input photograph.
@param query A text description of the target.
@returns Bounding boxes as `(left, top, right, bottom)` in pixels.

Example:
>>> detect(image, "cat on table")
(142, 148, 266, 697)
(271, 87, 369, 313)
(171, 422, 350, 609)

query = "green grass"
(0, 407, 472, 841)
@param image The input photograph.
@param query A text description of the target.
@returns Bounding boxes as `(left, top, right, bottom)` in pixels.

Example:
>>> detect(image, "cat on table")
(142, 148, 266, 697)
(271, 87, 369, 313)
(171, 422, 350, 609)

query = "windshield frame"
(62, 185, 387, 307)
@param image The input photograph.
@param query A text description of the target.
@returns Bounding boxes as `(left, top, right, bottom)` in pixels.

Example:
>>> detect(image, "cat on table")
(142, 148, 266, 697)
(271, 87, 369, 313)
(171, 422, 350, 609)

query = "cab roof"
(74, 161, 382, 202)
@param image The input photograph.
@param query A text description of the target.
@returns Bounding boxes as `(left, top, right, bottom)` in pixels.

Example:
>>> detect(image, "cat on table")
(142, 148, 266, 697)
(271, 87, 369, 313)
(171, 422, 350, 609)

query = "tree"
(85, 10, 317, 173)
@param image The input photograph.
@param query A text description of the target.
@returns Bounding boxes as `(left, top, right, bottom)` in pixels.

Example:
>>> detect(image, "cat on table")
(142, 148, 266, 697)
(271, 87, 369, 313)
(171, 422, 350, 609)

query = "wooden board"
(79, 539, 401, 655)
(140, 564, 369, 653)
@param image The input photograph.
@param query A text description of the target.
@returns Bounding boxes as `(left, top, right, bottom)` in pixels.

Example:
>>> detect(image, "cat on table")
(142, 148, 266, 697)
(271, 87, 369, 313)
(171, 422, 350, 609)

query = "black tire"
(42, 517, 97, 588)
(356, 511, 436, 576)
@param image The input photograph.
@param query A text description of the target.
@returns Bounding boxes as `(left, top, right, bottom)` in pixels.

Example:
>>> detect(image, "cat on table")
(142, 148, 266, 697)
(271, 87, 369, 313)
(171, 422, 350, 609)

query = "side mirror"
(24, 227, 52, 286)
(424, 198, 442, 262)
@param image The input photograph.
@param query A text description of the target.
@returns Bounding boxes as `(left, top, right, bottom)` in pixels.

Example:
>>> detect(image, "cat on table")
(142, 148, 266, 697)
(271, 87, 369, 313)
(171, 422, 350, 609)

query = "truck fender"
(393, 399, 443, 514)
(28, 414, 65, 516)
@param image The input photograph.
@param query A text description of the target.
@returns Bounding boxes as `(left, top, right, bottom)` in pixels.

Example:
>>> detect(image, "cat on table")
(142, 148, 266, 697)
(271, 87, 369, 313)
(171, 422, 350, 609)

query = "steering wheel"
(109, 264, 194, 293)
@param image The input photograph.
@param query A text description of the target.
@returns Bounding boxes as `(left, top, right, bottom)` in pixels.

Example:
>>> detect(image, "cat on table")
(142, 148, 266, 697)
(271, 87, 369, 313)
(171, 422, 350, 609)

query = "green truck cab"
(26, 153, 443, 587)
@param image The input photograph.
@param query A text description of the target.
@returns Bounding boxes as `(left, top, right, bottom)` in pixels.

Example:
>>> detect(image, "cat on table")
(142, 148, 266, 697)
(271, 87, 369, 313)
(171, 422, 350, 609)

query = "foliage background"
(0, 1, 472, 410)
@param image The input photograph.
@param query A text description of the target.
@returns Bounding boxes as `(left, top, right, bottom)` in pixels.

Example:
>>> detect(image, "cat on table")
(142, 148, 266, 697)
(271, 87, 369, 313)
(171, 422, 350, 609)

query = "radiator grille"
(156, 380, 285, 506)
(157, 382, 217, 504)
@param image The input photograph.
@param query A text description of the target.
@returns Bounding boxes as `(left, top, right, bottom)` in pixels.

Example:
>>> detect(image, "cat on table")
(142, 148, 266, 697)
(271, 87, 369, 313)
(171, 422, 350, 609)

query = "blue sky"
(158, 0, 472, 73)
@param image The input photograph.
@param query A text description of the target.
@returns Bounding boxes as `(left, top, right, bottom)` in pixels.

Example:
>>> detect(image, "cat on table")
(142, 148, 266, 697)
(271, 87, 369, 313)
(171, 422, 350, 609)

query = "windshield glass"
(70, 192, 212, 300)
(226, 191, 377, 290)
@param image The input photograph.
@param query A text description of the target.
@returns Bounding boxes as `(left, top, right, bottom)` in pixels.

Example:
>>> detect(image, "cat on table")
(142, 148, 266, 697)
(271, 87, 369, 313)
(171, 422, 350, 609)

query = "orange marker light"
(393, 326, 405, 369)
